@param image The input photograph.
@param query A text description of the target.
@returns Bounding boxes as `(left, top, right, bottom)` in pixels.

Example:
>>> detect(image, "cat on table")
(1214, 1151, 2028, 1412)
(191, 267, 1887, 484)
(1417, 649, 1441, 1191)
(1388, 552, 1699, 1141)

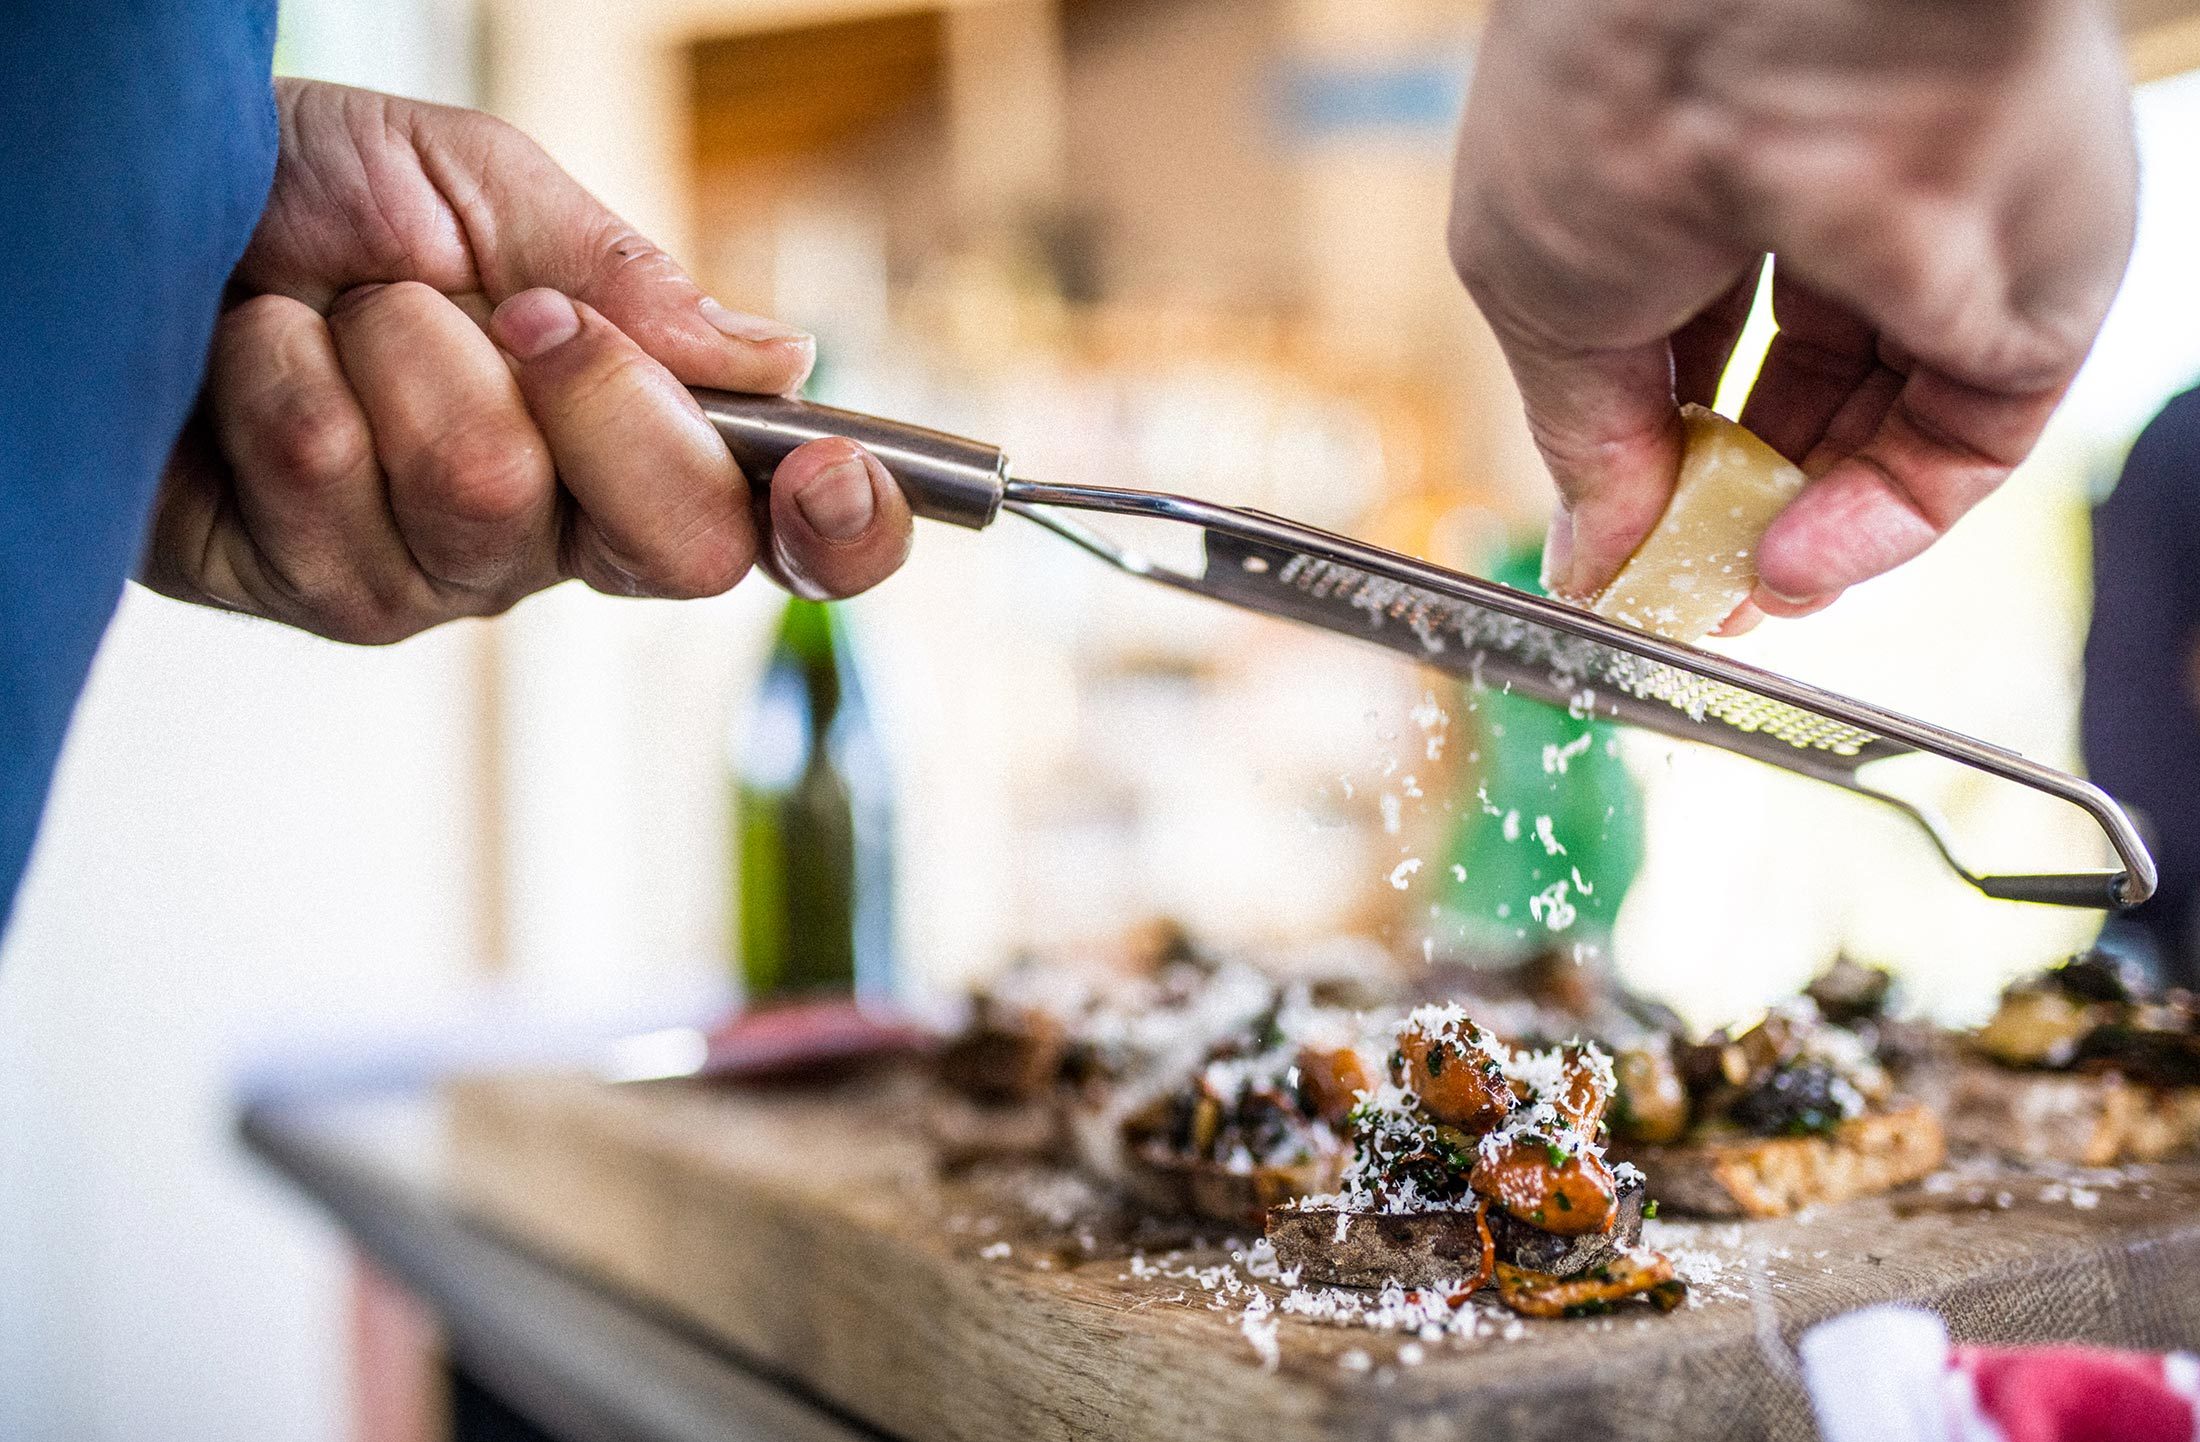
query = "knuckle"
(417, 426, 547, 530)
(653, 517, 754, 599)
(593, 226, 680, 288)
(221, 292, 306, 345)
(264, 401, 375, 493)
(563, 346, 663, 419)
(311, 590, 421, 647)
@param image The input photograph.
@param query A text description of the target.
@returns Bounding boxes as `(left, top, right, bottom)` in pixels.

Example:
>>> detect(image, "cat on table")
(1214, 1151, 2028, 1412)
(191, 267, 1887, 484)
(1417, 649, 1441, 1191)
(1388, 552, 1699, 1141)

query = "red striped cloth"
(1803, 1305, 2200, 1442)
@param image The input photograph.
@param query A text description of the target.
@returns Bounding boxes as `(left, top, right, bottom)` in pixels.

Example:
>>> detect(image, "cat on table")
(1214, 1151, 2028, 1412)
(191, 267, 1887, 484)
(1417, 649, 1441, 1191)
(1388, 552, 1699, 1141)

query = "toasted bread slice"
(1130, 1145, 1345, 1231)
(1271, 1178, 1648, 1289)
(1945, 1063, 2200, 1167)
(1268, 1205, 1491, 1289)
(1619, 1100, 1945, 1218)
(924, 1094, 1065, 1169)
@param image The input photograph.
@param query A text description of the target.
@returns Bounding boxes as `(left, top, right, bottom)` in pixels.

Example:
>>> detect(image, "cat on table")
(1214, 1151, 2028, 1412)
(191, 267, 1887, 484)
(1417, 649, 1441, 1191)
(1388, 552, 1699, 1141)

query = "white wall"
(0, 596, 484, 1442)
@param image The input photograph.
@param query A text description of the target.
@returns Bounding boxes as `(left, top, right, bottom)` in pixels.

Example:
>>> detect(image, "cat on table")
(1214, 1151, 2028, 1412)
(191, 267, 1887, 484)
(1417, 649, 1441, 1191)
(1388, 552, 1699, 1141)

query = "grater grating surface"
(1267, 548, 1886, 759)
(1005, 481, 2153, 910)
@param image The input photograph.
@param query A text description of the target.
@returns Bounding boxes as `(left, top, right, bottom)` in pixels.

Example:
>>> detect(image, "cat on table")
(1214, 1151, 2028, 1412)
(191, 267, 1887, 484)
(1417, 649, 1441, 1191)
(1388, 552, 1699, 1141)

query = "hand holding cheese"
(1448, 0, 2136, 620)
(1590, 406, 1805, 642)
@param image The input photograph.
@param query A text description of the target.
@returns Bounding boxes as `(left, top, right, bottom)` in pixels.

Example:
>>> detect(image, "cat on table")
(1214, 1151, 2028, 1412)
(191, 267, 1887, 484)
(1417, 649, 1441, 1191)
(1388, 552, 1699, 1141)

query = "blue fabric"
(2084, 386, 2200, 982)
(0, 3, 278, 924)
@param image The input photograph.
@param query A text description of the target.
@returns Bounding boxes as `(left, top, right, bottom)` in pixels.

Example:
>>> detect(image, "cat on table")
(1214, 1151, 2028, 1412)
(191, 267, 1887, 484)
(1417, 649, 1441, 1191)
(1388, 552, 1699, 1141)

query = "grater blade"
(1003, 479, 2154, 911)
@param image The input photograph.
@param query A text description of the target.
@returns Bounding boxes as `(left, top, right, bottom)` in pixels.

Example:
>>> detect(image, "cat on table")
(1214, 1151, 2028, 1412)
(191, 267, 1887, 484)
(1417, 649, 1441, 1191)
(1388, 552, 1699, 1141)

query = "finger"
(1749, 587, 1842, 620)
(327, 281, 560, 599)
(142, 415, 256, 612)
(1736, 274, 1879, 467)
(1711, 599, 1765, 638)
(1671, 260, 1766, 410)
(1502, 338, 1684, 601)
(1753, 367, 2059, 601)
(488, 287, 757, 599)
(441, 131, 815, 396)
(761, 438, 915, 600)
(205, 294, 419, 619)
(1798, 360, 1904, 477)
(146, 414, 435, 645)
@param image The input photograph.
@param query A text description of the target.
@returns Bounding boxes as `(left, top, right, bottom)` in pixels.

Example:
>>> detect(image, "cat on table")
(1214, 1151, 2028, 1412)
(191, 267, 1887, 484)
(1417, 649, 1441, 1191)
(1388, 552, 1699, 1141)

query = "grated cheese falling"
(1528, 879, 1577, 932)
(1533, 815, 1567, 857)
(1541, 732, 1594, 775)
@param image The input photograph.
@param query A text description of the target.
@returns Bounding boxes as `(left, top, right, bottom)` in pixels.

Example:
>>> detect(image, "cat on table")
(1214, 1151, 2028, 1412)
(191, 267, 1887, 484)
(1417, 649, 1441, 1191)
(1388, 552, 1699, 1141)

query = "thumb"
(1501, 335, 1683, 601)
(464, 130, 814, 397)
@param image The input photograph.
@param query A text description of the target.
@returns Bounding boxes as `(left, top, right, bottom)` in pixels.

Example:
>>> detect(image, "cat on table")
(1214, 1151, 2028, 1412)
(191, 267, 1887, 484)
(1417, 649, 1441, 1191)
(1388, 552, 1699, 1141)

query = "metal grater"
(694, 389, 2156, 910)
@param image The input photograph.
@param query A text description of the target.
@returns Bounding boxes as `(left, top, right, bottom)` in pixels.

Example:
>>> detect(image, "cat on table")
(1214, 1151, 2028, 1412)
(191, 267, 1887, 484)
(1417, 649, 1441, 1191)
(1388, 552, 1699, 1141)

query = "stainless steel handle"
(689, 389, 1008, 530)
(1976, 872, 2140, 909)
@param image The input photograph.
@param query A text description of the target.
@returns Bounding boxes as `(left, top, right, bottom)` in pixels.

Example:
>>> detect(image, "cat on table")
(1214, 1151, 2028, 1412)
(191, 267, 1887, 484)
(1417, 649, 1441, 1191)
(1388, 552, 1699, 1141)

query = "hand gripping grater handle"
(693, 389, 1007, 530)
(696, 392, 2156, 910)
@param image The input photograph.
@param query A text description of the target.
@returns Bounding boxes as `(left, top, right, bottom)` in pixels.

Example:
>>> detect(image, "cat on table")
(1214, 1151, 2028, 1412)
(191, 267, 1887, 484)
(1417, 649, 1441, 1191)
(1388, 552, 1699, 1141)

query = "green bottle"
(731, 599, 895, 1003)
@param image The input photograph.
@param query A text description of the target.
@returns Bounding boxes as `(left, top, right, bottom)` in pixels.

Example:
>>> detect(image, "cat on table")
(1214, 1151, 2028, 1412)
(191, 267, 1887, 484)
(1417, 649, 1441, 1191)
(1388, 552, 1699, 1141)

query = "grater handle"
(1975, 872, 2138, 909)
(690, 389, 1008, 531)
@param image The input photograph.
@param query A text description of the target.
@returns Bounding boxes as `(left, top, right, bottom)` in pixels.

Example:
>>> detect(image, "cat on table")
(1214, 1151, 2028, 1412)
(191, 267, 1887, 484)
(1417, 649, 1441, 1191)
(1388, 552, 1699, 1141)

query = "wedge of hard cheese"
(1590, 404, 1807, 642)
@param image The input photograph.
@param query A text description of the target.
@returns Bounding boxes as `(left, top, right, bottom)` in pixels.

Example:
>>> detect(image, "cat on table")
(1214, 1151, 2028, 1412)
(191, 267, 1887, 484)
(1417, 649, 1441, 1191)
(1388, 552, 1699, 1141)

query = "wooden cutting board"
(445, 1070, 2200, 1442)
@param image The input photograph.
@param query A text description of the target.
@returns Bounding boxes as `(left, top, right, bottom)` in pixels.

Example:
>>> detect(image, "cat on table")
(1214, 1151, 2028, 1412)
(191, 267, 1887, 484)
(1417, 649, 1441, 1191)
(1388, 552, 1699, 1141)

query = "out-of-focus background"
(2, 0, 2198, 1436)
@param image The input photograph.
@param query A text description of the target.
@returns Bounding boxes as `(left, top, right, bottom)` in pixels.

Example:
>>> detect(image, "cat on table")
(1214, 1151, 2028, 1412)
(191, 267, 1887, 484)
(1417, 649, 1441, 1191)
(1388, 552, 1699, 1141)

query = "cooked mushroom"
(1490, 1171, 1646, 1276)
(1611, 1043, 1691, 1145)
(1468, 1136, 1617, 1236)
(2052, 950, 2149, 1005)
(1494, 1252, 1685, 1318)
(1294, 1044, 1375, 1124)
(1395, 1020, 1516, 1130)
(1805, 958, 1895, 1026)
(1553, 1045, 1615, 1131)
(1975, 988, 2097, 1068)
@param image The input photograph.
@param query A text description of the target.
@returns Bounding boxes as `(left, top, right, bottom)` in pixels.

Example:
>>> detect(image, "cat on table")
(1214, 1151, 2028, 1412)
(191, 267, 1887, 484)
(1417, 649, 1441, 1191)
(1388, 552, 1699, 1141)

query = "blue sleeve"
(0, 2, 279, 924)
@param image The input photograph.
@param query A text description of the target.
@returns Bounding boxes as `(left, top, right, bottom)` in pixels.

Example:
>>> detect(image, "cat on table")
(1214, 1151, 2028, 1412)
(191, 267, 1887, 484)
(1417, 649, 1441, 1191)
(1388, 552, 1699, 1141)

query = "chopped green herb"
(1545, 1142, 1571, 1169)
(1426, 1047, 1446, 1078)
(1642, 1199, 1660, 1220)
(1554, 1191, 1572, 1212)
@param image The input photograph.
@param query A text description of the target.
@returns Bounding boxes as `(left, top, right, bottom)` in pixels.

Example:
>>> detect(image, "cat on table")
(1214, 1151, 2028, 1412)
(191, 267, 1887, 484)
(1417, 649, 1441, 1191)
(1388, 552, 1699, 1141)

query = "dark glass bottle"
(731, 599, 895, 1003)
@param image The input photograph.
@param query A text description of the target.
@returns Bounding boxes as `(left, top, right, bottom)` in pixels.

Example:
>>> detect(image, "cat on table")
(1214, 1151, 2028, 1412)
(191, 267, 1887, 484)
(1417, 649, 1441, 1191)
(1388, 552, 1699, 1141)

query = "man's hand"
(1449, 0, 2136, 626)
(145, 80, 913, 644)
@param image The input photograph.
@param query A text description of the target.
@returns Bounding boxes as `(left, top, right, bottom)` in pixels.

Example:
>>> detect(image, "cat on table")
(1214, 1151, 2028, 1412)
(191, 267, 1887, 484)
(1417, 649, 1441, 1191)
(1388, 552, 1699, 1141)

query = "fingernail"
(1539, 509, 1576, 597)
(793, 453, 877, 542)
(700, 298, 811, 346)
(492, 288, 580, 359)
